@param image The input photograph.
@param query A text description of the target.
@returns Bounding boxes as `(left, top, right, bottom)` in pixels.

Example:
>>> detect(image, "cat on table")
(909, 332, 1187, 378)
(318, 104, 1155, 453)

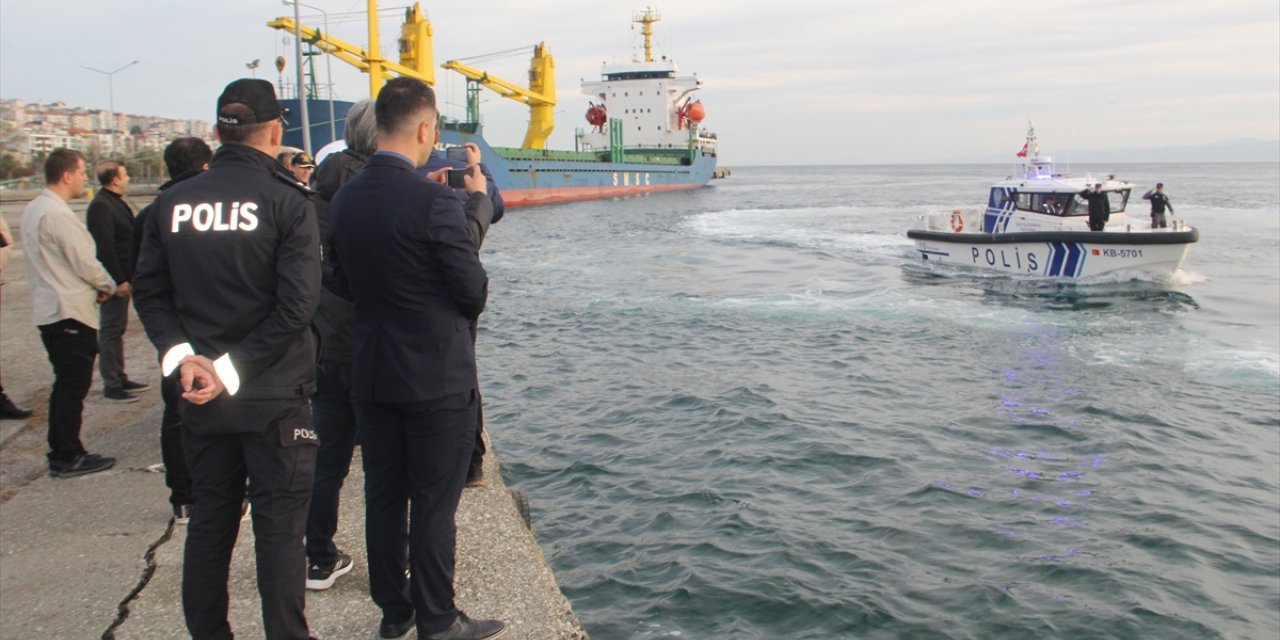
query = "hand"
(96, 291, 111, 304)
(425, 167, 449, 185)
(115, 282, 131, 298)
(178, 355, 225, 405)
(462, 165, 487, 195)
(464, 142, 481, 165)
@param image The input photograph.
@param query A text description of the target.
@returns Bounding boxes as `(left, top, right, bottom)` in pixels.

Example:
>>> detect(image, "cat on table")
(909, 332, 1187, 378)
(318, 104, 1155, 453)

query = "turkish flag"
(1016, 141, 1029, 158)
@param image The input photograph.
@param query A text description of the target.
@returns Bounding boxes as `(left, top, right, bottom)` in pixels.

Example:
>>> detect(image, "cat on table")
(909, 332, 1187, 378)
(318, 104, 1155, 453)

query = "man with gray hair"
(303, 98, 377, 590)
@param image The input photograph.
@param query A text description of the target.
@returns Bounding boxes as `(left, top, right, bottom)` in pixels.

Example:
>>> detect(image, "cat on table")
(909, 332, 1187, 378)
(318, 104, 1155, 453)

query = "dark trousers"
(98, 294, 128, 393)
(1151, 212, 1168, 229)
(305, 361, 358, 567)
(1088, 214, 1107, 231)
(182, 403, 317, 640)
(357, 389, 476, 635)
(161, 374, 193, 506)
(38, 319, 97, 463)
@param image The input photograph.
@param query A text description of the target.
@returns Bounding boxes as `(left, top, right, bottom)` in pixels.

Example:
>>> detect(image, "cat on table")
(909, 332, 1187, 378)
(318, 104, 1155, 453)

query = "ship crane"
(440, 45, 556, 149)
(268, 1, 557, 150)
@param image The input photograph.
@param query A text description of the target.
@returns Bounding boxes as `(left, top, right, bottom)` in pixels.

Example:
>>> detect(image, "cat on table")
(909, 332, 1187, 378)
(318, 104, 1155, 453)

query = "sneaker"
(173, 504, 192, 525)
(103, 389, 140, 403)
(422, 612, 507, 640)
(307, 551, 355, 590)
(49, 453, 116, 478)
(375, 614, 415, 640)
(121, 379, 151, 392)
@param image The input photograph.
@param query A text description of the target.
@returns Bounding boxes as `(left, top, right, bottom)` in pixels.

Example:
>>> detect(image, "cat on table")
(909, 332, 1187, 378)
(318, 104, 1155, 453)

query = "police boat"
(907, 126, 1198, 279)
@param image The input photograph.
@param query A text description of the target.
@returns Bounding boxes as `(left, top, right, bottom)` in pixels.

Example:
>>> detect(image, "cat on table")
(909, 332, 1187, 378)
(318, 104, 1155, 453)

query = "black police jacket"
(133, 143, 321, 413)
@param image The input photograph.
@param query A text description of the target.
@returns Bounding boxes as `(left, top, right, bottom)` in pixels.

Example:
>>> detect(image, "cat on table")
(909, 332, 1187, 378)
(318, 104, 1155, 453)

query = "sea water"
(477, 163, 1280, 639)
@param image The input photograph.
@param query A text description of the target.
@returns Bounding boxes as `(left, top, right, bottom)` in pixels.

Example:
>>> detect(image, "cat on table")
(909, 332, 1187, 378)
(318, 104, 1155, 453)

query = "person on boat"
(1042, 197, 1060, 215)
(1142, 183, 1175, 229)
(1078, 183, 1111, 231)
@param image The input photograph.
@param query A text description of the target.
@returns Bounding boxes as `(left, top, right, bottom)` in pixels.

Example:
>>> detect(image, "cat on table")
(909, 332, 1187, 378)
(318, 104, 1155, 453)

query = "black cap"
(1156, 182, 1164, 188)
(217, 78, 282, 125)
(291, 152, 315, 168)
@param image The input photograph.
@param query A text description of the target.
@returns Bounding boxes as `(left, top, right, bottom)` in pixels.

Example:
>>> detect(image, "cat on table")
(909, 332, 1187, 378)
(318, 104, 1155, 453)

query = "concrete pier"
(0, 200, 588, 639)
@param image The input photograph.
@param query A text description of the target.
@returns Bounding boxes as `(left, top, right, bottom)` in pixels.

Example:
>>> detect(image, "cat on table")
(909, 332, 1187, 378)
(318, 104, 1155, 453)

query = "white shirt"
(21, 189, 116, 328)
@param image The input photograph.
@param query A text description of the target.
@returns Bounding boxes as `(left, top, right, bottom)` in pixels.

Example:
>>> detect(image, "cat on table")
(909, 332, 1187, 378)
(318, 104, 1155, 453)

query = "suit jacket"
(329, 152, 489, 403)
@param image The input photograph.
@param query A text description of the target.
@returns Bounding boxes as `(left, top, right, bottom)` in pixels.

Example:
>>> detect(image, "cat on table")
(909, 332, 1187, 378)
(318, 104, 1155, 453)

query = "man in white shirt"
(21, 148, 120, 478)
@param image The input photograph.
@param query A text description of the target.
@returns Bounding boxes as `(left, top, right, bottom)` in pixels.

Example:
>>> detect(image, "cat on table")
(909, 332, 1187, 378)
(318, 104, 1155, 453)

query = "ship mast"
(633, 8, 660, 62)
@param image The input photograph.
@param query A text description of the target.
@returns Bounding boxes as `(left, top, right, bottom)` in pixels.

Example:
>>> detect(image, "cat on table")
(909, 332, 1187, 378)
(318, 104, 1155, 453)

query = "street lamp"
(283, 0, 337, 143)
(82, 59, 139, 158)
(282, 0, 312, 153)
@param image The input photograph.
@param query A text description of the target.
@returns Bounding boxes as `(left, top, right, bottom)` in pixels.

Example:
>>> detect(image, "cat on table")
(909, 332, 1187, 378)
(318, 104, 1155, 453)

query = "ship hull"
(441, 125, 716, 208)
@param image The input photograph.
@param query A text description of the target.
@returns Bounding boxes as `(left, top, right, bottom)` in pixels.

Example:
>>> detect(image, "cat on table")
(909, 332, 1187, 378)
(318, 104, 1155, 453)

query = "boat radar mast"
(1020, 122, 1057, 179)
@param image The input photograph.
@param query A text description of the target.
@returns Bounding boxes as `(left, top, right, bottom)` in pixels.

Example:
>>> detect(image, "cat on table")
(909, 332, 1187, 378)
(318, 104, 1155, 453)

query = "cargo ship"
(270, 3, 722, 207)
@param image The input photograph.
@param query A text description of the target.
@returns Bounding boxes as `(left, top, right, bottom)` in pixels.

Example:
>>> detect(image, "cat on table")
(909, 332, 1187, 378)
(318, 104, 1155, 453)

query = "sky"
(2, 0, 1278, 165)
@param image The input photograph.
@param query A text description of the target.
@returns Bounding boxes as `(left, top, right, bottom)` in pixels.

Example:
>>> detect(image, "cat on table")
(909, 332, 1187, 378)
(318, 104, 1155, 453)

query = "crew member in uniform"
(1078, 183, 1111, 231)
(1142, 182, 1175, 229)
(133, 78, 321, 640)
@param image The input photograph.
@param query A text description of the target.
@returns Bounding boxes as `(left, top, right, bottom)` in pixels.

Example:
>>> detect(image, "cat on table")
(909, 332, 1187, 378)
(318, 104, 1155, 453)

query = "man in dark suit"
(329, 77, 506, 640)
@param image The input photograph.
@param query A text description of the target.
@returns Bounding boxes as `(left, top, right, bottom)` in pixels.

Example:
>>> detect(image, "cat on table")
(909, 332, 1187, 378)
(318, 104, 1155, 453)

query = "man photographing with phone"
(422, 141, 504, 489)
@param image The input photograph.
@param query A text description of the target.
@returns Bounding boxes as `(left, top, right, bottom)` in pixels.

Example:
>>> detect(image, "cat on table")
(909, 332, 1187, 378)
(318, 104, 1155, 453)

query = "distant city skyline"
(2, 1, 1277, 165)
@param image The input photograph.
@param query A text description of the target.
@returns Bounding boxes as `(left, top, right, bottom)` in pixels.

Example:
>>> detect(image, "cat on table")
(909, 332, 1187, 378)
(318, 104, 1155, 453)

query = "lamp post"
(82, 59, 139, 157)
(283, 0, 336, 143)
(285, 0, 312, 153)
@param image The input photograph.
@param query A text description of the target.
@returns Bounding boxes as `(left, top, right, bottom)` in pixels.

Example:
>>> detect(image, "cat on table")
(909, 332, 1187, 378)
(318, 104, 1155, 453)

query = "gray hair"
(343, 99, 378, 156)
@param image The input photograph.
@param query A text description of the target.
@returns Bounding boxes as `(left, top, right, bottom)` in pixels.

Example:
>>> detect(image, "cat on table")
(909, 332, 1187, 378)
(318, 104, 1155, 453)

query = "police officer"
(1143, 182, 1175, 229)
(133, 78, 321, 640)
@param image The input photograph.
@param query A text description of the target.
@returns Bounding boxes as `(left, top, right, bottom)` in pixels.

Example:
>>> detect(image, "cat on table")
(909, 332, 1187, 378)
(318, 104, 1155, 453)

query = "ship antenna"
(633, 7, 661, 63)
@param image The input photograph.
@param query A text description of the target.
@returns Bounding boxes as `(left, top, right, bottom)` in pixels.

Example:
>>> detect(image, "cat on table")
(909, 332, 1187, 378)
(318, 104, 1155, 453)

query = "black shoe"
(307, 551, 355, 590)
(376, 614, 415, 640)
(423, 613, 508, 640)
(464, 469, 485, 488)
(0, 399, 33, 419)
(121, 379, 151, 392)
(103, 389, 140, 403)
(173, 504, 192, 525)
(49, 453, 116, 478)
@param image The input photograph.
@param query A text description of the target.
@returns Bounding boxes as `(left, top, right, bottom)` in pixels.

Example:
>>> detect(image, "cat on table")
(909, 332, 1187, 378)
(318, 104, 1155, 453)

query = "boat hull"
(906, 229, 1199, 278)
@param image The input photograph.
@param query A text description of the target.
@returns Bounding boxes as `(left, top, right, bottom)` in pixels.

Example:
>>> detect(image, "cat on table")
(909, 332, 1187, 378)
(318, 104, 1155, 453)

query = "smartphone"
(446, 168, 467, 189)
(445, 146, 468, 163)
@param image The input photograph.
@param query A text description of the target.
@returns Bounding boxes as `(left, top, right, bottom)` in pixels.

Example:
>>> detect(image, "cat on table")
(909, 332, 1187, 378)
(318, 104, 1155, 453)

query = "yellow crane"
(266, 1, 556, 149)
(440, 46, 555, 149)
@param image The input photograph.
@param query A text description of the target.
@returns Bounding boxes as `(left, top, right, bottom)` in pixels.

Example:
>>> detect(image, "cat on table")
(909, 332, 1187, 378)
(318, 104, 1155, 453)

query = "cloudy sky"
(2, 0, 1277, 165)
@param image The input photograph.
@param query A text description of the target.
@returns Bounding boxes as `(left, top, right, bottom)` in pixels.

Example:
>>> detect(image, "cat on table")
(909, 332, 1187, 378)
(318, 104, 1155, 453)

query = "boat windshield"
(1014, 191, 1089, 216)
(1070, 189, 1130, 215)
(1014, 189, 1130, 216)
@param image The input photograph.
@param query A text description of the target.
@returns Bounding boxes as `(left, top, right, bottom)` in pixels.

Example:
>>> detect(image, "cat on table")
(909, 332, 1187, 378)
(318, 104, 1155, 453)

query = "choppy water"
(476, 164, 1280, 639)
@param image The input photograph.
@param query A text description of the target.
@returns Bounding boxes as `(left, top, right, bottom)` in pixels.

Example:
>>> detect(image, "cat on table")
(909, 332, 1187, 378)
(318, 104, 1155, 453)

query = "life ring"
(950, 210, 964, 233)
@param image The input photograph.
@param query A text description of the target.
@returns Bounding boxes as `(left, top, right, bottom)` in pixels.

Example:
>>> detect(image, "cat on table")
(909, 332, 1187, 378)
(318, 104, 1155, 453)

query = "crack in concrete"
(101, 519, 176, 639)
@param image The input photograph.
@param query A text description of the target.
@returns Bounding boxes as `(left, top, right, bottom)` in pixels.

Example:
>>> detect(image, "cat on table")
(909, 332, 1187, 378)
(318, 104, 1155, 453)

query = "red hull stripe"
(504, 183, 704, 208)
